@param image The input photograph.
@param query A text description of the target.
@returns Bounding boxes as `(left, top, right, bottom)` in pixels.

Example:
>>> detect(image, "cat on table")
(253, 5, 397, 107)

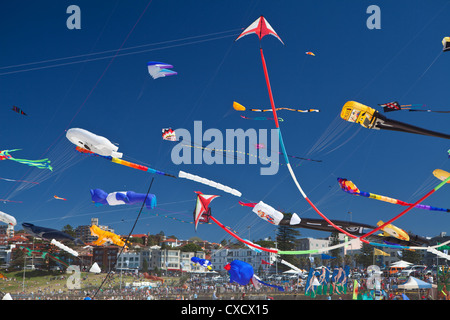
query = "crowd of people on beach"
(0, 267, 444, 300)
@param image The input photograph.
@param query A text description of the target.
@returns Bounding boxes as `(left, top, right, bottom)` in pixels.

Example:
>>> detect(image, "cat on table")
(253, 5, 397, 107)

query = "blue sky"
(1, 0, 450, 246)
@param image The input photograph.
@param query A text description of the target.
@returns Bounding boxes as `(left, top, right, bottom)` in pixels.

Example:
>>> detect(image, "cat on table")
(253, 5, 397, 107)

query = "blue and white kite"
(90, 188, 157, 210)
(147, 61, 177, 79)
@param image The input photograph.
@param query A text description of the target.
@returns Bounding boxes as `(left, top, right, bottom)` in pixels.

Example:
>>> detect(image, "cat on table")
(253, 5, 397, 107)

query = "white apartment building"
(0, 225, 14, 238)
(296, 237, 333, 258)
(0, 244, 15, 266)
(115, 247, 207, 273)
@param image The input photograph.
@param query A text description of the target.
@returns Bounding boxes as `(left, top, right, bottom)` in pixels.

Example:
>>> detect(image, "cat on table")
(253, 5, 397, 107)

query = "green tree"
(10, 248, 26, 269)
(180, 243, 203, 252)
(255, 239, 276, 249)
(344, 254, 353, 267)
(129, 237, 143, 244)
(356, 243, 373, 268)
(329, 232, 341, 267)
(401, 249, 423, 265)
(142, 258, 149, 273)
(62, 224, 76, 237)
(276, 214, 301, 271)
(299, 257, 310, 270)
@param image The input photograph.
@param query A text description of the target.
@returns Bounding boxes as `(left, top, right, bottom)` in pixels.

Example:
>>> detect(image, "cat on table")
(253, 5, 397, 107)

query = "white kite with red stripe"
(235, 16, 284, 45)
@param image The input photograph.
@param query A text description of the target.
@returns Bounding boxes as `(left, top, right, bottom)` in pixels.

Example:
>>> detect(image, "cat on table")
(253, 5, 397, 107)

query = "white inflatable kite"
(66, 128, 123, 158)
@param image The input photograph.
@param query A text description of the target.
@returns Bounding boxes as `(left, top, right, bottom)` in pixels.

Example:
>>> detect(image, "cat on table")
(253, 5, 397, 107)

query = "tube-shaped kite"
(379, 101, 450, 113)
(233, 101, 319, 113)
(12, 106, 27, 116)
(51, 239, 78, 257)
(90, 188, 156, 210)
(337, 177, 450, 212)
(75, 146, 177, 178)
(341, 101, 450, 140)
(0, 149, 52, 171)
(179, 171, 241, 197)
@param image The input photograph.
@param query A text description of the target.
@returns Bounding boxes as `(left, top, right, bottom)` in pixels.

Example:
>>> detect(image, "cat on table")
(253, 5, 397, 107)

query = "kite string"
(353, 1, 449, 99)
(0, 33, 239, 77)
(0, 28, 241, 72)
(400, 50, 443, 101)
(93, 177, 155, 298)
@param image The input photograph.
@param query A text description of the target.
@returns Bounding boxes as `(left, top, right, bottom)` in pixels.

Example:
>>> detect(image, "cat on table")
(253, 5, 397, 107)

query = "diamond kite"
(193, 191, 219, 231)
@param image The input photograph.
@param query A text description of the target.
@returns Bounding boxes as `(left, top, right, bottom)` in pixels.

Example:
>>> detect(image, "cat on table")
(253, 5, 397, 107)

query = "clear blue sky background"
(1, 0, 450, 246)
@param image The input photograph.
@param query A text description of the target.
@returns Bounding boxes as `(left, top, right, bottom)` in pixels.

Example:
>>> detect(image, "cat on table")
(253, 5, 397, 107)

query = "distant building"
(116, 251, 141, 271)
(0, 225, 14, 238)
(161, 238, 181, 248)
(209, 248, 276, 275)
(149, 248, 206, 273)
(296, 237, 332, 258)
(92, 246, 120, 272)
(0, 244, 15, 266)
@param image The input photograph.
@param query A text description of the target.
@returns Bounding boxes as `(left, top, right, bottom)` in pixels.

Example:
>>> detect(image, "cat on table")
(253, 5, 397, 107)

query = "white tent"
(2, 293, 12, 300)
(397, 276, 432, 289)
(283, 269, 305, 274)
(89, 262, 101, 273)
(390, 260, 413, 268)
